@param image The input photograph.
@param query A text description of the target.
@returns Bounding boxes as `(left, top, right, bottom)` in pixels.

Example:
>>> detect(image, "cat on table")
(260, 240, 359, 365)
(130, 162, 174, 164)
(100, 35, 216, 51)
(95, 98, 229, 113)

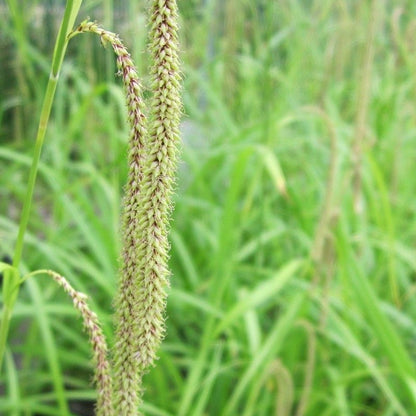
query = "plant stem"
(352, 0, 381, 214)
(0, 0, 83, 385)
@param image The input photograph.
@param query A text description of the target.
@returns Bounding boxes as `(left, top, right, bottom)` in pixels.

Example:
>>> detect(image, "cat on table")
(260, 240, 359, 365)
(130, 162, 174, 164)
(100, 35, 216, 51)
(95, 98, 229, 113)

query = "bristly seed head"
(131, 0, 182, 376)
(70, 20, 148, 415)
(69, 2, 182, 412)
(38, 270, 113, 416)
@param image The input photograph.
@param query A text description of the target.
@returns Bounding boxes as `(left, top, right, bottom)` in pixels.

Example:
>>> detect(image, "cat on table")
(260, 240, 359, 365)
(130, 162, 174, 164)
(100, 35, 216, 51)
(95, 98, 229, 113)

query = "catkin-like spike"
(32, 270, 112, 416)
(133, 0, 182, 377)
(69, 8, 181, 412)
(69, 21, 148, 414)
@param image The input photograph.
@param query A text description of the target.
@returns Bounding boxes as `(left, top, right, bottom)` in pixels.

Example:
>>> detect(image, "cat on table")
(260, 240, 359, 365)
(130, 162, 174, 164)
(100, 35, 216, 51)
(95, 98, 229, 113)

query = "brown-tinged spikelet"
(69, 4, 181, 411)
(70, 20, 148, 413)
(133, 0, 182, 374)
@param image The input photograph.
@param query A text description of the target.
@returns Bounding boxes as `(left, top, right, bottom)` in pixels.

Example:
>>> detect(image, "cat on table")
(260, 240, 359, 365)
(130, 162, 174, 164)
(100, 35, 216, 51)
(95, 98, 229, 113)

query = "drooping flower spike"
(69, 2, 182, 412)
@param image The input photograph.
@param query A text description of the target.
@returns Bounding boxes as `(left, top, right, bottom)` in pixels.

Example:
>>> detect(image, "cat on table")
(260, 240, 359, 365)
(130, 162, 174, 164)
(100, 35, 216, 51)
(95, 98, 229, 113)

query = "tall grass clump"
(2, 1, 416, 415)
(1, 0, 181, 414)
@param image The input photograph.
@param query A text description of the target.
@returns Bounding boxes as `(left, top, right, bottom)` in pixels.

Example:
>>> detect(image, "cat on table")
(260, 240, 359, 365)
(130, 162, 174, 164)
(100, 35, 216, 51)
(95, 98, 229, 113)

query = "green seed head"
(70, 2, 181, 411)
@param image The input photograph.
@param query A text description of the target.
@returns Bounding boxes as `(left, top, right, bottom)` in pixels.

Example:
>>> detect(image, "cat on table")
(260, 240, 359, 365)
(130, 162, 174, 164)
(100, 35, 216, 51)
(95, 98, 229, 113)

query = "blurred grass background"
(1, 0, 416, 415)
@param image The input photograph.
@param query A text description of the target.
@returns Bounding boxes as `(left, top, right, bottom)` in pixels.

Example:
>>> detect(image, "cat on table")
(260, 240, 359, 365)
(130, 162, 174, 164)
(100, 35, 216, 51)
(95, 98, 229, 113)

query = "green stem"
(13, 77, 57, 268)
(0, 0, 83, 389)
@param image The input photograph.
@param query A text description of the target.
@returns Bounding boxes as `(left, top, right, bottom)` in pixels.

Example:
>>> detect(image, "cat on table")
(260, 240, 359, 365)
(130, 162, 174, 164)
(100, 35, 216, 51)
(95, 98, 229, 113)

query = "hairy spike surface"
(133, 0, 182, 377)
(34, 270, 113, 416)
(70, 20, 148, 414)
(70, 9, 181, 412)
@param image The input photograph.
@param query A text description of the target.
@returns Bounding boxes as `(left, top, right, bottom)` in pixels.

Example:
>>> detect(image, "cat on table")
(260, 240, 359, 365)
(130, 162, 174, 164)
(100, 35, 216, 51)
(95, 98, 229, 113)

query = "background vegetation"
(1, 0, 416, 415)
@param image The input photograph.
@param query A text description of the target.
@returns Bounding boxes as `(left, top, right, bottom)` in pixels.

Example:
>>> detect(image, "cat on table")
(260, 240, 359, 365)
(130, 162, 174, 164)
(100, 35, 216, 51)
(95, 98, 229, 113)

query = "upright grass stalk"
(0, 3, 83, 414)
(0, 0, 83, 376)
(304, 107, 339, 329)
(306, 107, 338, 271)
(275, 361, 294, 416)
(295, 321, 316, 416)
(351, 0, 381, 214)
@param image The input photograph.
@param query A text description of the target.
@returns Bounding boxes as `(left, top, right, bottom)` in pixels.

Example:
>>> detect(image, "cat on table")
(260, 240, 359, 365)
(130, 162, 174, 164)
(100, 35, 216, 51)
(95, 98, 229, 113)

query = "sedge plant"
(0, 0, 182, 414)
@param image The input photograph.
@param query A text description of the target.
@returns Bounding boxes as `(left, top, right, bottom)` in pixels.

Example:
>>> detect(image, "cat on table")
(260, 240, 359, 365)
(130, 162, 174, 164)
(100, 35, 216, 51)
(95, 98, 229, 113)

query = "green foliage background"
(1, 0, 416, 415)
